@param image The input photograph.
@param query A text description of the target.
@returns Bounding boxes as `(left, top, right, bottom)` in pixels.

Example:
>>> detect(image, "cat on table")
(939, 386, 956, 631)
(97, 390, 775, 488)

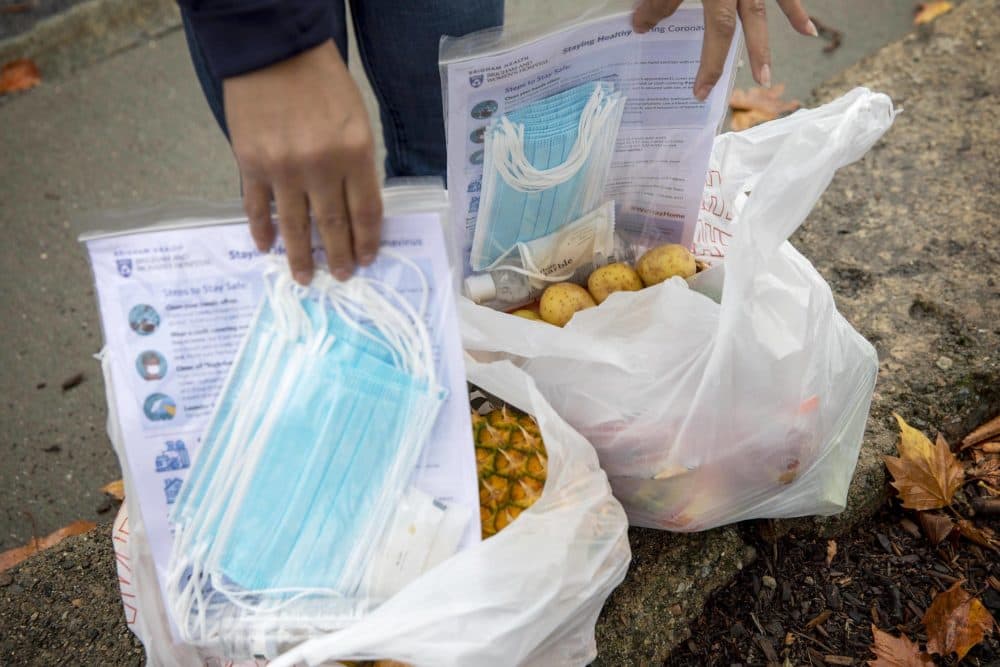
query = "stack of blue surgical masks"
(470, 81, 626, 271)
(166, 255, 445, 655)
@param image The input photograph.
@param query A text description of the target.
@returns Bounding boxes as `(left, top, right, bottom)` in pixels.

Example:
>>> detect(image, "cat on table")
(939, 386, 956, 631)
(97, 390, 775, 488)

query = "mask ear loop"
(492, 83, 620, 193)
(319, 250, 436, 388)
(579, 91, 626, 221)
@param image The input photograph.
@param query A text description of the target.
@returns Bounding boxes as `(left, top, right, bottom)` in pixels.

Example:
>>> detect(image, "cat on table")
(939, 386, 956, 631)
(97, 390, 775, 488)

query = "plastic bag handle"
(721, 88, 895, 288)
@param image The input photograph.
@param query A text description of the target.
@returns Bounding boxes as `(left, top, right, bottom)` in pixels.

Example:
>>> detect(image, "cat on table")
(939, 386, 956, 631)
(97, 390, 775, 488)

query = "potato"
(511, 308, 542, 321)
(539, 283, 596, 327)
(636, 243, 696, 286)
(587, 262, 643, 304)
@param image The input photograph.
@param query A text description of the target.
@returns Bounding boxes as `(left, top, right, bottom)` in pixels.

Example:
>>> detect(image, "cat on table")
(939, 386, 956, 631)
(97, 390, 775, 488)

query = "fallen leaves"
(0, 520, 96, 572)
(883, 414, 964, 510)
(867, 626, 933, 666)
(913, 1, 953, 25)
(962, 414, 1000, 449)
(0, 58, 41, 95)
(0, 2, 34, 14)
(871, 413, 1000, 661)
(922, 581, 996, 660)
(101, 479, 125, 501)
(809, 16, 843, 54)
(917, 511, 954, 545)
(956, 519, 999, 553)
(825, 539, 837, 567)
(868, 583, 997, 664)
(729, 84, 801, 131)
(805, 609, 832, 630)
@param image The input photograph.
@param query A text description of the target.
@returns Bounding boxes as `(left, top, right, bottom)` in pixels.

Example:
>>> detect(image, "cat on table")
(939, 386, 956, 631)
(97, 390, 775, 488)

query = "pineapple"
(473, 405, 548, 539)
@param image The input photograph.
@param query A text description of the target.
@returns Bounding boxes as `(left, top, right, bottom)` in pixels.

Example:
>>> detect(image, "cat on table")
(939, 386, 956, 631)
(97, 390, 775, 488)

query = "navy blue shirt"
(177, 1, 333, 78)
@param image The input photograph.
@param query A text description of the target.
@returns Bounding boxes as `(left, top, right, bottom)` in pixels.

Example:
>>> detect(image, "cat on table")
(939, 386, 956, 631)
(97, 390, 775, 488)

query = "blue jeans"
(182, 1, 504, 180)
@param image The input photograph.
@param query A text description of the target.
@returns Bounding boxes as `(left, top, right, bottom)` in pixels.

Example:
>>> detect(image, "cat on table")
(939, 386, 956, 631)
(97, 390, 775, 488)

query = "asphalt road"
(0, 0, 918, 549)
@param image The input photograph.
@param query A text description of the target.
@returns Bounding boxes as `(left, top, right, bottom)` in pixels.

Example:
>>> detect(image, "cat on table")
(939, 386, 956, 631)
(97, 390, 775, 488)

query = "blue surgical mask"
(210, 354, 441, 594)
(167, 257, 445, 644)
(470, 81, 626, 271)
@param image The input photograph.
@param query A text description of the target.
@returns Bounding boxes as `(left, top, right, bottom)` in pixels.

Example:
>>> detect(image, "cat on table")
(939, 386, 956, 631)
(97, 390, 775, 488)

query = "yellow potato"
(539, 283, 596, 327)
(636, 244, 696, 286)
(587, 262, 643, 304)
(511, 309, 542, 321)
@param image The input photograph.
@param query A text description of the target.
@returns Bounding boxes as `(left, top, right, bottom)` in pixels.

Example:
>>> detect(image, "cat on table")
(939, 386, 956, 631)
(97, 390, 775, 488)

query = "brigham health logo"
(469, 73, 483, 88)
(117, 258, 133, 278)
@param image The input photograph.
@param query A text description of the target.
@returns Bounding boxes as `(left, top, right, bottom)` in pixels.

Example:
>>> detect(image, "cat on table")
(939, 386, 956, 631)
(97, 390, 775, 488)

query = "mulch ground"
(669, 505, 1000, 666)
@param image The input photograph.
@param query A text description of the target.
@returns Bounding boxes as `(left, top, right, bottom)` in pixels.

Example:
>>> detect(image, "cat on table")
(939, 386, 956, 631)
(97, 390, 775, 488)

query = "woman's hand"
(223, 40, 382, 285)
(632, 0, 818, 100)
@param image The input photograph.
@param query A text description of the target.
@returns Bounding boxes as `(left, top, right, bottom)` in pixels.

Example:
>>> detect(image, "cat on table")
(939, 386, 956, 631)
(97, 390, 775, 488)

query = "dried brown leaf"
(899, 517, 921, 539)
(0, 58, 41, 95)
(0, 2, 34, 14)
(956, 519, 999, 552)
(0, 520, 96, 572)
(963, 414, 1000, 448)
(867, 625, 933, 666)
(730, 109, 773, 132)
(913, 1, 953, 25)
(967, 454, 1000, 486)
(883, 414, 964, 510)
(917, 512, 954, 545)
(806, 609, 832, 630)
(825, 539, 837, 567)
(729, 84, 800, 131)
(101, 479, 125, 500)
(922, 581, 997, 660)
(729, 84, 801, 115)
(809, 16, 843, 54)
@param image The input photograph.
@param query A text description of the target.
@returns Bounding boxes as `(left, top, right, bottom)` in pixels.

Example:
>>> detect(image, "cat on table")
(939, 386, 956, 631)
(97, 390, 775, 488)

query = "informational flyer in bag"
(81, 202, 478, 625)
(441, 7, 739, 278)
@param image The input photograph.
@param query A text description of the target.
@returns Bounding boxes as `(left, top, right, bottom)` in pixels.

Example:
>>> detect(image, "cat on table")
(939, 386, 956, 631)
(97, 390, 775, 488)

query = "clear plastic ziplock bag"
(440, 0, 741, 299)
(78, 180, 480, 661)
(165, 255, 447, 653)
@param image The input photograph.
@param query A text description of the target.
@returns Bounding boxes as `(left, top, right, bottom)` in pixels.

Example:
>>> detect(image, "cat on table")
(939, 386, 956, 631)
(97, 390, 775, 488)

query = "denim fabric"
(181, 0, 504, 180)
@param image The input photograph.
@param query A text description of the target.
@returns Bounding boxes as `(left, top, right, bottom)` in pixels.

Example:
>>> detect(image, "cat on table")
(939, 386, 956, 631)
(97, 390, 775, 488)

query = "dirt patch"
(671, 504, 1000, 665)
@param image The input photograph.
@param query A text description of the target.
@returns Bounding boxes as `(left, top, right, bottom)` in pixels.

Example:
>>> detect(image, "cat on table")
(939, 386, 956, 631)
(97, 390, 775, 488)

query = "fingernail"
(805, 19, 819, 37)
(333, 268, 352, 282)
(760, 64, 772, 88)
(693, 83, 711, 101)
(358, 254, 375, 266)
(293, 270, 312, 285)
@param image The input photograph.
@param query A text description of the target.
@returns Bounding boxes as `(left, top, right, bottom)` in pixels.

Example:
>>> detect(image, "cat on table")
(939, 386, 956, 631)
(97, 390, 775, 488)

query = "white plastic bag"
(461, 88, 896, 530)
(111, 355, 630, 666)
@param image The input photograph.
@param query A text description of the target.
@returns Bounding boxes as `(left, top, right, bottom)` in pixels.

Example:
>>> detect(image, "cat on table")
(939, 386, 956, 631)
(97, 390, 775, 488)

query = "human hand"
(632, 0, 818, 101)
(223, 40, 382, 284)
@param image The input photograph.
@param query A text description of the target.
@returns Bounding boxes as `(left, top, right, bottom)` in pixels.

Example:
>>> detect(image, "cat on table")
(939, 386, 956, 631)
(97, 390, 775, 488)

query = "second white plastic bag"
(110, 356, 630, 666)
(461, 88, 896, 530)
